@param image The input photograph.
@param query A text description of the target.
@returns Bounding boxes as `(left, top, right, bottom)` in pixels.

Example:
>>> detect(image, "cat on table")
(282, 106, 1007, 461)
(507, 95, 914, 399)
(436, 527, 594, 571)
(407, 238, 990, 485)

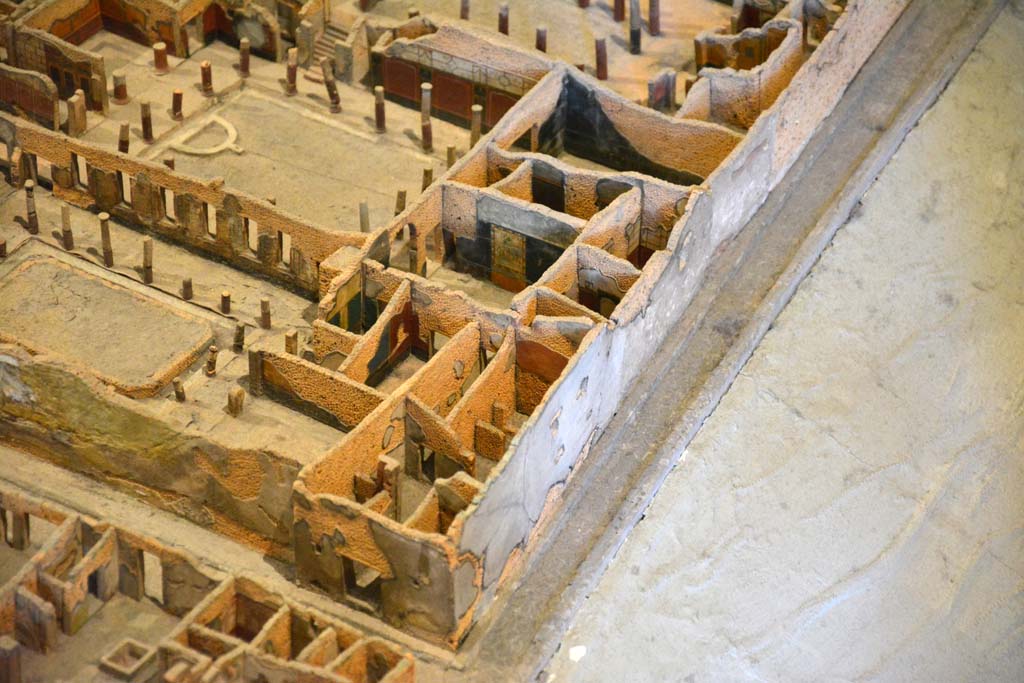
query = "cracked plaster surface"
(547, 5, 1024, 681)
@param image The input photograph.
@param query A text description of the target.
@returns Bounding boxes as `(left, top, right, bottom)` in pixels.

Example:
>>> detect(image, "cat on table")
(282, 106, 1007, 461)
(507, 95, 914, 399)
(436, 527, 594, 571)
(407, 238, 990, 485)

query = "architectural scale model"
(0, 0, 910, 680)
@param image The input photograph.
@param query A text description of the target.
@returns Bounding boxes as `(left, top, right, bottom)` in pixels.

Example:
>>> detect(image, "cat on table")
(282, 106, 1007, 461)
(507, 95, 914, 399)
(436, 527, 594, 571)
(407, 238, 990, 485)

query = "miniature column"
(614, 0, 625, 22)
(407, 223, 418, 273)
(498, 3, 509, 35)
(536, 27, 548, 53)
(140, 100, 154, 142)
(460, 0, 469, 20)
(0, 240, 6, 258)
(321, 57, 341, 113)
(285, 329, 298, 355)
(68, 91, 87, 137)
(248, 349, 264, 395)
(226, 387, 245, 416)
(260, 297, 272, 328)
(221, 291, 231, 313)
(153, 41, 169, 73)
(61, 205, 74, 250)
(201, 61, 214, 96)
(181, 277, 193, 300)
(172, 89, 183, 120)
(447, 145, 456, 168)
(118, 122, 130, 153)
(359, 201, 370, 232)
(112, 69, 129, 103)
(205, 345, 219, 376)
(394, 190, 406, 215)
(233, 322, 246, 351)
(374, 85, 386, 132)
(99, 212, 113, 266)
(23, 180, 38, 235)
(142, 237, 154, 284)
(595, 38, 609, 80)
(10, 513, 28, 549)
(420, 82, 433, 152)
(172, 378, 186, 402)
(629, 0, 642, 54)
(426, 328, 435, 358)
(0, 634, 22, 683)
(649, 0, 661, 36)
(239, 38, 251, 78)
(470, 104, 483, 146)
(286, 48, 298, 96)
(422, 167, 433, 191)
(530, 123, 540, 153)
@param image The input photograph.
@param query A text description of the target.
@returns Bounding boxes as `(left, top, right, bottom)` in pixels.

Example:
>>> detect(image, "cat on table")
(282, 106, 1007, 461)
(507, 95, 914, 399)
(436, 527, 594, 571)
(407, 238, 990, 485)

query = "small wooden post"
(420, 82, 433, 152)
(24, 181, 38, 235)
(260, 298, 272, 329)
(285, 329, 298, 355)
(596, 38, 609, 80)
(498, 4, 509, 35)
(118, 122, 130, 153)
(359, 201, 370, 232)
(201, 61, 213, 96)
(153, 42, 169, 73)
(61, 205, 74, 250)
(142, 237, 153, 283)
(172, 89, 183, 120)
(374, 85, 386, 132)
(471, 104, 483, 146)
(99, 212, 113, 266)
(239, 38, 251, 78)
(204, 345, 219, 376)
(226, 387, 245, 416)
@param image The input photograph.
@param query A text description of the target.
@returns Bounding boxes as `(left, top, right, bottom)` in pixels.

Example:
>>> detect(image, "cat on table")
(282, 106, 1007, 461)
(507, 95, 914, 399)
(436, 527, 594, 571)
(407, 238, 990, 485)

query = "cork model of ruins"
(0, 0, 907, 680)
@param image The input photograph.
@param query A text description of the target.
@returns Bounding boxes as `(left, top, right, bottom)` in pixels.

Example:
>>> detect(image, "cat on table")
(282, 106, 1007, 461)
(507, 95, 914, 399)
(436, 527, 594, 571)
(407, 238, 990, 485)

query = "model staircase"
(313, 23, 348, 67)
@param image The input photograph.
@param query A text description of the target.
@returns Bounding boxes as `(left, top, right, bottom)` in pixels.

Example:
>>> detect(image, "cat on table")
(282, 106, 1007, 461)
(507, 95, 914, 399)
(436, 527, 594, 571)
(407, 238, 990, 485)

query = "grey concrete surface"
(546, 4, 1024, 682)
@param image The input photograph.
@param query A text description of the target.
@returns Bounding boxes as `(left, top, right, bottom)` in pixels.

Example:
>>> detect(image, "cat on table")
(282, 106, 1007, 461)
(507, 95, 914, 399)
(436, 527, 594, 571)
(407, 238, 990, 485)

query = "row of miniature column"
(183, 324, 307, 417)
(107, 51, 486, 155)
(0, 163, 442, 261)
(173, 322, 289, 416)
(11, 184, 283, 325)
(374, 81, 484, 146)
(15, 185, 288, 320)
(452, 0, 661, 54)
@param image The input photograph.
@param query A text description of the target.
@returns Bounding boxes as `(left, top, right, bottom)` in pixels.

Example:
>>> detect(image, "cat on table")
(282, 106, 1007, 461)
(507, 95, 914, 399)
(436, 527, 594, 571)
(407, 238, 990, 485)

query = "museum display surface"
(3, 0, 1013, 681)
